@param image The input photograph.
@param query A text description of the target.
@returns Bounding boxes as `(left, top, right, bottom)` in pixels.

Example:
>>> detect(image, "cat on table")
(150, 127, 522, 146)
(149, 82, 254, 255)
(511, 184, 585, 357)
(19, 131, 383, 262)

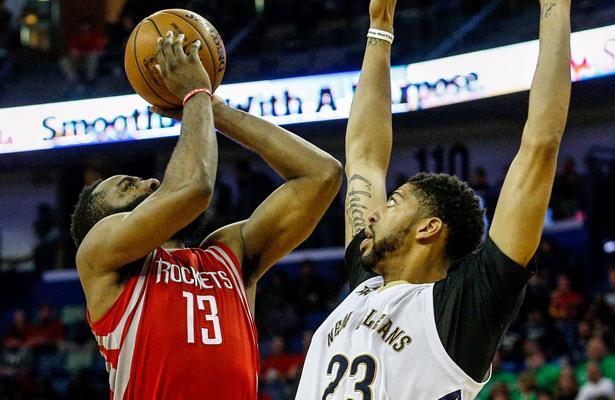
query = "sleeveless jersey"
(296, 276, 489, 400)
(86, 242, 259, 400)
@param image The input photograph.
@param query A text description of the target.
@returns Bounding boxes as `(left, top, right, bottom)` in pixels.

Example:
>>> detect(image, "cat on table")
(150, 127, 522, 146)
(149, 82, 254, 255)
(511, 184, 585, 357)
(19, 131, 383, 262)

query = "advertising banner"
(1, 24, 614, 155)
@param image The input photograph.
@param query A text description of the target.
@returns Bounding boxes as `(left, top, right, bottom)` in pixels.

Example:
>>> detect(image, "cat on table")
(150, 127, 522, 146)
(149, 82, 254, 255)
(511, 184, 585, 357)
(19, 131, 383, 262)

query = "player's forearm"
(345, 22, 393, 170)
(213, 102, 341, 182)
(526, 0, 571, 144)
(162, 94, 217, 195)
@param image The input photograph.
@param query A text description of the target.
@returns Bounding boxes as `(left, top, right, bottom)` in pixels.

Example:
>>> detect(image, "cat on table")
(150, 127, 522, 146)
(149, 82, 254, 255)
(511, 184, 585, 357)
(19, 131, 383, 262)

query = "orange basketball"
(124, 9, 226, 107)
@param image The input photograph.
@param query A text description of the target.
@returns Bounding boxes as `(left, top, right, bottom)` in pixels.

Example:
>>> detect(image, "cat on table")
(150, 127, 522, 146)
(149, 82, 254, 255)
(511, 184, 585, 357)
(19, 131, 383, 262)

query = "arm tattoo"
(345, 174, 373, 235)
(542, 1, 556, 18)
(367, 37, 378, 47)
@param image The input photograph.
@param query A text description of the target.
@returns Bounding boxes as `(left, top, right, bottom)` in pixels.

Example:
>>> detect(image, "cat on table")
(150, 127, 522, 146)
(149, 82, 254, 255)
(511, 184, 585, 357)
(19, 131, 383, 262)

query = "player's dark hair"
(407, 172, 485, 262)
(70, 179, 105, 247)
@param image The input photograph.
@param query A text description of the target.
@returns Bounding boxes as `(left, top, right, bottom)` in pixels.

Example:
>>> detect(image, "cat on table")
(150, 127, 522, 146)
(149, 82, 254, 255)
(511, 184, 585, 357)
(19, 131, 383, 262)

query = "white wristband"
(367, 28, 394, 44)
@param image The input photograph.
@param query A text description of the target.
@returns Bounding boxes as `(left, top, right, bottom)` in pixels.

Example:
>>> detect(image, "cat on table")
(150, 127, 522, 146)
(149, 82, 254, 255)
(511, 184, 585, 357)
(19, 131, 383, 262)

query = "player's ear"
(415, 217, 443, 242)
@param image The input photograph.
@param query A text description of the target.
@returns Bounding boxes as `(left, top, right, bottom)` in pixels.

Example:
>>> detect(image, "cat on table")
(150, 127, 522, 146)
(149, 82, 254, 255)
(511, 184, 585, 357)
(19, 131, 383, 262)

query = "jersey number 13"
(182, 291, 222, 345)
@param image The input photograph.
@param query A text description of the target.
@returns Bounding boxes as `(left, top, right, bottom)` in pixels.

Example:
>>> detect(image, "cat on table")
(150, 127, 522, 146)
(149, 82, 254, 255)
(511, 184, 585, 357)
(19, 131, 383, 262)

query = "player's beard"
(105, 192, 151, 216)
(104, 193, 210, 244)
(361, 220, 416, 273)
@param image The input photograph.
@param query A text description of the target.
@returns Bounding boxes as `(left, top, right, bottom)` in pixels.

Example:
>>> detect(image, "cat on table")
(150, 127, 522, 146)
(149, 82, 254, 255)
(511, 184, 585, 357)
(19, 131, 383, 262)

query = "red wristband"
(183, 88, 213, 106)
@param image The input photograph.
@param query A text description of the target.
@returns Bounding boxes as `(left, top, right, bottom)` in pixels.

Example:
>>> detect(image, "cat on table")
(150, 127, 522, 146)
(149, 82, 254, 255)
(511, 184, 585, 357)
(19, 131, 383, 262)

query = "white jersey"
(296, 276, 489, 400)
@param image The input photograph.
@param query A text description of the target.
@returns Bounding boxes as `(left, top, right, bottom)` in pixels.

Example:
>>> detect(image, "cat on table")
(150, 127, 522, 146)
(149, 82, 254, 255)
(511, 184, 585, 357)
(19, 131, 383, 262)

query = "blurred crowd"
(0, 304, 107, 399)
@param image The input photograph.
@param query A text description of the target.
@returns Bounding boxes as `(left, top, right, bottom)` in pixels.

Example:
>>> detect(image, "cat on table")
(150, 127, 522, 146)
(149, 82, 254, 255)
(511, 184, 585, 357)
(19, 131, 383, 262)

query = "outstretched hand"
(369, 0, 398, 31)
(155, 31, 212, 100)
(538, 0, 571, 18)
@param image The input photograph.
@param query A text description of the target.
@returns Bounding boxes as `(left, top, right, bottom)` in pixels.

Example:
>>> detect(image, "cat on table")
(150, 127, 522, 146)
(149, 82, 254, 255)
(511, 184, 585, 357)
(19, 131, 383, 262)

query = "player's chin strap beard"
(362, 222, 416, 274)
(106, 193, 150, 218)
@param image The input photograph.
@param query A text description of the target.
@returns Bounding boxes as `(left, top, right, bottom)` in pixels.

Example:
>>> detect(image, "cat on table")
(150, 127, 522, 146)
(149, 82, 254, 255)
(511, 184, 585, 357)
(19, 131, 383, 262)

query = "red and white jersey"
(86, 242, 259, 400)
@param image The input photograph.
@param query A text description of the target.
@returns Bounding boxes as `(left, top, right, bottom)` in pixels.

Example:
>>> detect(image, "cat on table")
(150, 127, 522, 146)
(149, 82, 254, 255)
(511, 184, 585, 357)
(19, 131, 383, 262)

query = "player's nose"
(144, 178, 160, 192)
(368, 206, 381, 224)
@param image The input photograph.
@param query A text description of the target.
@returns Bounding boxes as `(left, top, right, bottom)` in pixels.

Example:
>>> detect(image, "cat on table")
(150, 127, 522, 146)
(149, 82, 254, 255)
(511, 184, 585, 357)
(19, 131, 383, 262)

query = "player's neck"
(161, 239, 186, 249)
(381, 250, 447, 284)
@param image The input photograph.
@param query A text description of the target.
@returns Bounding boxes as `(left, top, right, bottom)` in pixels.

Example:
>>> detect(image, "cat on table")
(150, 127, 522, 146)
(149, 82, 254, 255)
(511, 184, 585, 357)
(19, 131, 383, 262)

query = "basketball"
(124, 9, 226, 107)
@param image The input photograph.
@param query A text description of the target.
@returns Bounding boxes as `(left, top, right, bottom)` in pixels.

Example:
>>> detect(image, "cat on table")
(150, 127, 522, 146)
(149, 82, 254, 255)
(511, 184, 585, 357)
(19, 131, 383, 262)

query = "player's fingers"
(155, 38, 168, 75)
(163, 31, 176, 69)
(154, 64, 166, 78)
(173, 34, 187, 60)
(188, 40, 201, 63)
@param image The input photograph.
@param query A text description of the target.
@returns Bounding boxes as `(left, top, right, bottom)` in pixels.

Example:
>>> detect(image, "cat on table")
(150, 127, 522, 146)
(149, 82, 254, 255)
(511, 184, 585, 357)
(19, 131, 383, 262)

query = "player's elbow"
(521, 133, 562, 157)
(183, 180, 214, 206)
(522, 120, 565, 156)
(318, 158, 343, 195)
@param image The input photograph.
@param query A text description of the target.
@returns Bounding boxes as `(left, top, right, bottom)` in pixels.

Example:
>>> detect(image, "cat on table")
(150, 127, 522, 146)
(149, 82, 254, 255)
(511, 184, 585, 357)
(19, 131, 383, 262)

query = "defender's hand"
(538, 0, 570, 17)
(369, 0, 398, 31)
(151, 95, 225, 121)
(155, 31, 212, 99)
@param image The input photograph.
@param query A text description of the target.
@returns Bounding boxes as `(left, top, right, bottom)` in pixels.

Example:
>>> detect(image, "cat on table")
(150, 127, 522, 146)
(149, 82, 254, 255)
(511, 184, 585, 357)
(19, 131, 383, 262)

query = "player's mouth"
(360, 227, 375, 252)
(359, 237, 372, 252)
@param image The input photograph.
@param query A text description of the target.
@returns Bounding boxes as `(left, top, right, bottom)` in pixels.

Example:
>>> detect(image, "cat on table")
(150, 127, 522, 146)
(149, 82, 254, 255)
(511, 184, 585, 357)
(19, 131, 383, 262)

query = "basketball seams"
(132, 21, 177, 107)
(157, 10, 218, 86)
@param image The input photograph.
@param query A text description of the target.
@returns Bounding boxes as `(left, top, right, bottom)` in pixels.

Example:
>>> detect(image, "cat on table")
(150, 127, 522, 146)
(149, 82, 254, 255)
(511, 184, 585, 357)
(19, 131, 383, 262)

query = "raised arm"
(77, 33, 217, 272)
(344, 0, 398, 248)
(205, 99, 342, 282)
(489, 0, 571, 266)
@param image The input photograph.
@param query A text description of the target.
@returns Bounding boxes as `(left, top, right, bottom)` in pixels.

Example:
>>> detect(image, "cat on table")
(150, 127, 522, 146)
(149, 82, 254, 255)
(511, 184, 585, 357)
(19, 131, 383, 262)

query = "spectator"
(26, 303, 65, 354)
(523, 309, 550, 345)
(550, 275, 584, 352)
(600, 265, 615, 313)
(575, 361, 615, 400)
(576, 337, 615, 384)
(59, 16, 107, 89)
(555, 367, 579, 400)
(260, 335, 302, 400)
(518, 372, 539, 400)
(537, 239, 575, 287)
(524, 343, 561, 393)
(471, 167, 497, 221)
(551, 157, 583, 220)
(488, 382, 513, 400)
(524, 274, 552, 316)
(2, 309, 30, 348)
(0, 309, 33, 390)
(261, 335, 304, 382)
(550, 275, 583, 321)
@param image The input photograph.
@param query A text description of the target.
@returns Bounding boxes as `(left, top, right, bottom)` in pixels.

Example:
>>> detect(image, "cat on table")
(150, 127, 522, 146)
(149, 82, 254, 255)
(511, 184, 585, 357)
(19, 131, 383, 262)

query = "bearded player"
(296, 0, 571, 398)
(71, 32, 342, 399)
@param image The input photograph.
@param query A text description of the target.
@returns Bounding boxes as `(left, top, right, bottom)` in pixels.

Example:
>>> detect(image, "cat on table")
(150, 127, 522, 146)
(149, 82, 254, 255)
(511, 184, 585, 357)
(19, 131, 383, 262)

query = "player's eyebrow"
(388, 190, 404, 201)
(117, 177, 131, 188)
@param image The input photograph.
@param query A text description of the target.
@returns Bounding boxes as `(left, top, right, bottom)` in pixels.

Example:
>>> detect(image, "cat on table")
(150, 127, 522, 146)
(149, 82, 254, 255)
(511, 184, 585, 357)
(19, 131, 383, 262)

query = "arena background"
(0, 0, 614, 398)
